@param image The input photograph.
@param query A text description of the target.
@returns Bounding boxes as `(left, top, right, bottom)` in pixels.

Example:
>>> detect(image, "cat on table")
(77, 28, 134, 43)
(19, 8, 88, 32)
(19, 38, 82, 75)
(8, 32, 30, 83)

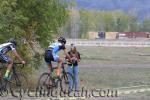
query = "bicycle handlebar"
(13, 62, 25, 68)
(13, 62, 23, 65)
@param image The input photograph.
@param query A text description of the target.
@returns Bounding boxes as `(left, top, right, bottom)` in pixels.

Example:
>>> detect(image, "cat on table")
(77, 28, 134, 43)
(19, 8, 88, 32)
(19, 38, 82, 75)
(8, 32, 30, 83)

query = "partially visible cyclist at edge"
(0, 38, 26, 80)
(44, 37, 71, 77)
(66, 44, 81, 91)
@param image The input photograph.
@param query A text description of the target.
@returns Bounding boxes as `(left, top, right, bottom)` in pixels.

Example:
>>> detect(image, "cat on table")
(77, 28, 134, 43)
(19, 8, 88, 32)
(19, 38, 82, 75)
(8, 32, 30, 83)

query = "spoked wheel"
(9, 73, 28, 98)
(60, 72, 74, 94)
(37, 73, 54, 97)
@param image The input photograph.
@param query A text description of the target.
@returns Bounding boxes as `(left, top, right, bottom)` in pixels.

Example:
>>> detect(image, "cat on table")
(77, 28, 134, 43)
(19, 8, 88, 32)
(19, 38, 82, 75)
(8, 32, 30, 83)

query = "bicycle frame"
(49, 63, 68, 87)
(37, 62, 74, 94)
(0, 63, 24, 87)
(50, 63, 66, 75)
(11, 66, 21, 86)
(61, 63, 66, 74)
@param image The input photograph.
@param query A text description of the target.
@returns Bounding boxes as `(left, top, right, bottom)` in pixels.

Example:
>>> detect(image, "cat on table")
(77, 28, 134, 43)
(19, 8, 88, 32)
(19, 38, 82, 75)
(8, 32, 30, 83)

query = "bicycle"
(37, 62, 74, 96)
(0, 62, 28, 98)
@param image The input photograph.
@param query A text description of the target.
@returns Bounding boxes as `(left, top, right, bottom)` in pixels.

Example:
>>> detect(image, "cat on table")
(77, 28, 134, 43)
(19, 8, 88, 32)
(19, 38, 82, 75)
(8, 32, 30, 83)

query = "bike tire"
(60, 72, 74, 94)
(9, 73, 28, 98)
(37, 72, 54, 97)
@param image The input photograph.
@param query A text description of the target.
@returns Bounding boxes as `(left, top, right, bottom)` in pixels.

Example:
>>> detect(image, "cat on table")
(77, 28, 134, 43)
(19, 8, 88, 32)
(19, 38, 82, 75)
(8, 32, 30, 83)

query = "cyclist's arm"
(12, 49, 25, 63)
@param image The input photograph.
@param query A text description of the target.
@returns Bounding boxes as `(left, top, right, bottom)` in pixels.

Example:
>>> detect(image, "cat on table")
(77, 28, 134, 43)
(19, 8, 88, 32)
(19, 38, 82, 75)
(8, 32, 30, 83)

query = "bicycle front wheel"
(60, 72, 74, 94)
(9, 73, 28, 98)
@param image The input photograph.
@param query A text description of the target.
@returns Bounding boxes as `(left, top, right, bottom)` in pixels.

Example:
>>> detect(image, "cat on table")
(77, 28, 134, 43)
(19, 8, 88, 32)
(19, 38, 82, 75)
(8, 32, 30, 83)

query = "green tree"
(141, 18, 150, 32)
(0, 0, 69, 69)
(75, 9, 143, 38)
(128, 14, 139, 32)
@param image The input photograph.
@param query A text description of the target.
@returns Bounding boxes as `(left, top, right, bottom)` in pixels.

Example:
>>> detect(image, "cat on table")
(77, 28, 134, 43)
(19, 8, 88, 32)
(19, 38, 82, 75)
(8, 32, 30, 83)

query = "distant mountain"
(76, 0, 150, 20)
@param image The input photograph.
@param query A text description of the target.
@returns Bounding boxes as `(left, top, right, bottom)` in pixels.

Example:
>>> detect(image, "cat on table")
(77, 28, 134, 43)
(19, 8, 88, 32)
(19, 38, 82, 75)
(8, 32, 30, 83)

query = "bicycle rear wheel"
(9, 73, 28, 98)
(60, 72, 74, 94)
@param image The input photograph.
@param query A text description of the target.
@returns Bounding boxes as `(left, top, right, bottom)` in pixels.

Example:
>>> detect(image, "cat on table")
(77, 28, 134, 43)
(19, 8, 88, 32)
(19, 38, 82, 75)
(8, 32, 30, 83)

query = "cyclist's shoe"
(3, 76, 10, 81)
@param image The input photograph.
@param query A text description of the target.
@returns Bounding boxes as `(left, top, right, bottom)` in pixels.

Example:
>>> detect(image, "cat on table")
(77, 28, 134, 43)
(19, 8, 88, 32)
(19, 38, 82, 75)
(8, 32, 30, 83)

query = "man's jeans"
(67, 65, 79, 91)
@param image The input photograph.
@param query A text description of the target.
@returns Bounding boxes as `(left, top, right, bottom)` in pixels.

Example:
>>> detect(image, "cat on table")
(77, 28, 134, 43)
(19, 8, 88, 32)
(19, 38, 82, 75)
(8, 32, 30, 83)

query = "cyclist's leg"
(44, 50, 53, 73)
(53, 54, 62, 76)
(0, 61, 2, 78)
(0, 55, 13, 79)
(5, 61, 13, 79)
(0, 56, 4, 79)
(44, 50, 54, 87)
(56, 57, 62, 76)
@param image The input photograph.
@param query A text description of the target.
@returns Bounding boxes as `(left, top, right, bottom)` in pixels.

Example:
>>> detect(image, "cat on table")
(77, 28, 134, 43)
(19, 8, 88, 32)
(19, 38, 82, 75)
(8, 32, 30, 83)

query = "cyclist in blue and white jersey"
(44, 37, 71, 77)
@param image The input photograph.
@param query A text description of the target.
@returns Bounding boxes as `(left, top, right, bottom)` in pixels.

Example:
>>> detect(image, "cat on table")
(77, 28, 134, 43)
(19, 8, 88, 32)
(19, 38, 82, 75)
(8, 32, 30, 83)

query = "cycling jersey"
(0, 42, 15, 63)
(0, 43, 16, 54)
(48, 42, 65, 54)
(45, 42, 66, 63)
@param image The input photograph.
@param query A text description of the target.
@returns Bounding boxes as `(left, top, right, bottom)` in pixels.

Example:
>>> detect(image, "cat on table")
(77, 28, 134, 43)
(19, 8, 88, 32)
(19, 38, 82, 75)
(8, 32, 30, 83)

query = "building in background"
(118, 32, 149, 39)
(105, 32, 118, 40)
(88, 32, 99, 39)
(88, 31, 149, 40)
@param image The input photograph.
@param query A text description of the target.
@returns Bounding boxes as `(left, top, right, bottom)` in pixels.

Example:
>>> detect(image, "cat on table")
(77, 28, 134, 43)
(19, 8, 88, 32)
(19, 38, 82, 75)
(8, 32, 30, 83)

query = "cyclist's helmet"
(9, 38, 17, 46)
(58, 37, 66, 44)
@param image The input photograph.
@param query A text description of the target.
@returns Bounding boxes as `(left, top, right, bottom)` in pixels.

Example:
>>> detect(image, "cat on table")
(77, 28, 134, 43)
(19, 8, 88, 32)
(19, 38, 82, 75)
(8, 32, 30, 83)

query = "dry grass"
(75, 46, 150, 89)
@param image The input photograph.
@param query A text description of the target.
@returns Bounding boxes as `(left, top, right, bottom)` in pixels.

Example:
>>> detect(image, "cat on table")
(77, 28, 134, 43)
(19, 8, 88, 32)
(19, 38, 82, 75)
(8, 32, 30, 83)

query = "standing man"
(66, 44, 81, 91)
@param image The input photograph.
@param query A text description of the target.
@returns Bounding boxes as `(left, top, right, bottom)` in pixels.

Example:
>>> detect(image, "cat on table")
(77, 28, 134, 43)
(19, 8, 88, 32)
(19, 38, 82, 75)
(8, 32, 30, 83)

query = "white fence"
(66, 39, 150, 47)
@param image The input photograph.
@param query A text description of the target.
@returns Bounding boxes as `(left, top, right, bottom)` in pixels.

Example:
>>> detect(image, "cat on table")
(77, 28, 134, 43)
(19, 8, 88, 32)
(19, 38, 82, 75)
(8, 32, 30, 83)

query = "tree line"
(63, 9, 150, 38)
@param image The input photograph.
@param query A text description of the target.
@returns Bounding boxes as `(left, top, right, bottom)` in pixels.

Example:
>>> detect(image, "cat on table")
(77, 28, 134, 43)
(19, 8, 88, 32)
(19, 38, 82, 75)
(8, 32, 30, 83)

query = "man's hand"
(71, 57, 77, 61)
(64, 49, 72, 61)
(21, 61, 26, 64)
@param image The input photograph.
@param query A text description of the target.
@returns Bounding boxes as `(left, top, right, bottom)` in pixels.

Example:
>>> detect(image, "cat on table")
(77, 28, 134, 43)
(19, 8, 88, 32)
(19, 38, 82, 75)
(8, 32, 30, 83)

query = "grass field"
(31, 46, 150, 100)
(76, 46, 150, 89)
